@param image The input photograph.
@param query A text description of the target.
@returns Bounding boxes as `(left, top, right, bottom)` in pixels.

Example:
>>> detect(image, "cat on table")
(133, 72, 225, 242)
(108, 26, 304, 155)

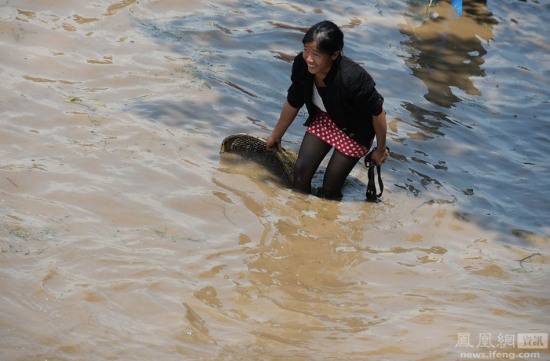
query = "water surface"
(1, 1, 549, 360)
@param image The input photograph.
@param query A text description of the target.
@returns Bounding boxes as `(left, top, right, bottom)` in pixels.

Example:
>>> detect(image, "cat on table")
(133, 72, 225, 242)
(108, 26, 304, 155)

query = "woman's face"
(302, 41, 339, 78)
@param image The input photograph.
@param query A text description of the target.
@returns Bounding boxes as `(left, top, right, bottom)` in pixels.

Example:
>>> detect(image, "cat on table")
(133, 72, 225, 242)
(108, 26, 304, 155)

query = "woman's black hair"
(302, 20, 344, 54)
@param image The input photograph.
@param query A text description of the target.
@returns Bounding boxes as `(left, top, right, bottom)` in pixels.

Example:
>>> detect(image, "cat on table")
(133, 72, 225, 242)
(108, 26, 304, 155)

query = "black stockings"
(293, 132, 360, 199)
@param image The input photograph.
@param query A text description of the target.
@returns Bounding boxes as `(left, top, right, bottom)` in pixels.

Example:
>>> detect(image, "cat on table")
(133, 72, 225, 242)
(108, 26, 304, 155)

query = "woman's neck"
(314, 74, 327, 88)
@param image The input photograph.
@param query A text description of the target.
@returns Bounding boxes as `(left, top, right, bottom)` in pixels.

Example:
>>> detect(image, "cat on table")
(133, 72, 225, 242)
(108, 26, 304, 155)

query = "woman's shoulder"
(292, 52, 306, 67)
(339, 55, 374, 85)
(340, 56, 369, 76)
(291, 52, 309, 78)
(334, 56, 376, 95)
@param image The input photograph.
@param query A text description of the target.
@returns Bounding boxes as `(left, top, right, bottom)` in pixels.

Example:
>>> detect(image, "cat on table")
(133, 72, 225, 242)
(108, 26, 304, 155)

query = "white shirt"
(312, 83, 327, 112)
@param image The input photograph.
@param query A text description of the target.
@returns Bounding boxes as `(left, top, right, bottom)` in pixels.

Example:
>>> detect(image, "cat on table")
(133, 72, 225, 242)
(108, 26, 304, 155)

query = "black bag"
(364, 146, 389, 202)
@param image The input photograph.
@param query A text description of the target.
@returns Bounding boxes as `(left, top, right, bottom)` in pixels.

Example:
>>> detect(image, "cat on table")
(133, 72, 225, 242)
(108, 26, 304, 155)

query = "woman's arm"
(266, 100, 300, 150)
(371, 108, 389, 165)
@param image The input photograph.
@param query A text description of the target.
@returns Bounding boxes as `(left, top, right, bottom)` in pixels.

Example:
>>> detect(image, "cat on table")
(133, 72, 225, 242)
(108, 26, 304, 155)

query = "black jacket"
(286, 53, 384, 147)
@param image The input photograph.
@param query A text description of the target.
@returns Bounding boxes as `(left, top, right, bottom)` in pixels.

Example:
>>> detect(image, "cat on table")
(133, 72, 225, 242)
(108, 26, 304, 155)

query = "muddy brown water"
(1, 1, 549, 360)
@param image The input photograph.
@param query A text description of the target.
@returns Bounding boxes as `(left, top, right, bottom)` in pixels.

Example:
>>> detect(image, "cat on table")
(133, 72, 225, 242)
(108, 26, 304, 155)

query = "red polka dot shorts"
(307, 110, 369, 158)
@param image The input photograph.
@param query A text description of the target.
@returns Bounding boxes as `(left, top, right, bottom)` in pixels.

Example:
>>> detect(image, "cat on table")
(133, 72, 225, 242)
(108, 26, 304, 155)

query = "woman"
(267, 20, 389, 199)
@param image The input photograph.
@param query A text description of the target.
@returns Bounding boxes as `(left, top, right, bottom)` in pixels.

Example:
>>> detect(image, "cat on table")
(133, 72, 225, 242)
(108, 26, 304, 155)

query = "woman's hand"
(371, 146, 389, 166)
(266, 134, 282, 150)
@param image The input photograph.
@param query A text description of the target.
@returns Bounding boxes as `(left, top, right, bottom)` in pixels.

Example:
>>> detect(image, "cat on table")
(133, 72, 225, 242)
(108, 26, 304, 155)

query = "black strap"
(364, 147, 389, 202)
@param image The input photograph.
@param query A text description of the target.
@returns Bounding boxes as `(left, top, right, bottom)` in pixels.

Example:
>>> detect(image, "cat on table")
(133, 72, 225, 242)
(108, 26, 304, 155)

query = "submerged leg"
(321, 150, 360, 199)
(292, 132, 331, 194)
